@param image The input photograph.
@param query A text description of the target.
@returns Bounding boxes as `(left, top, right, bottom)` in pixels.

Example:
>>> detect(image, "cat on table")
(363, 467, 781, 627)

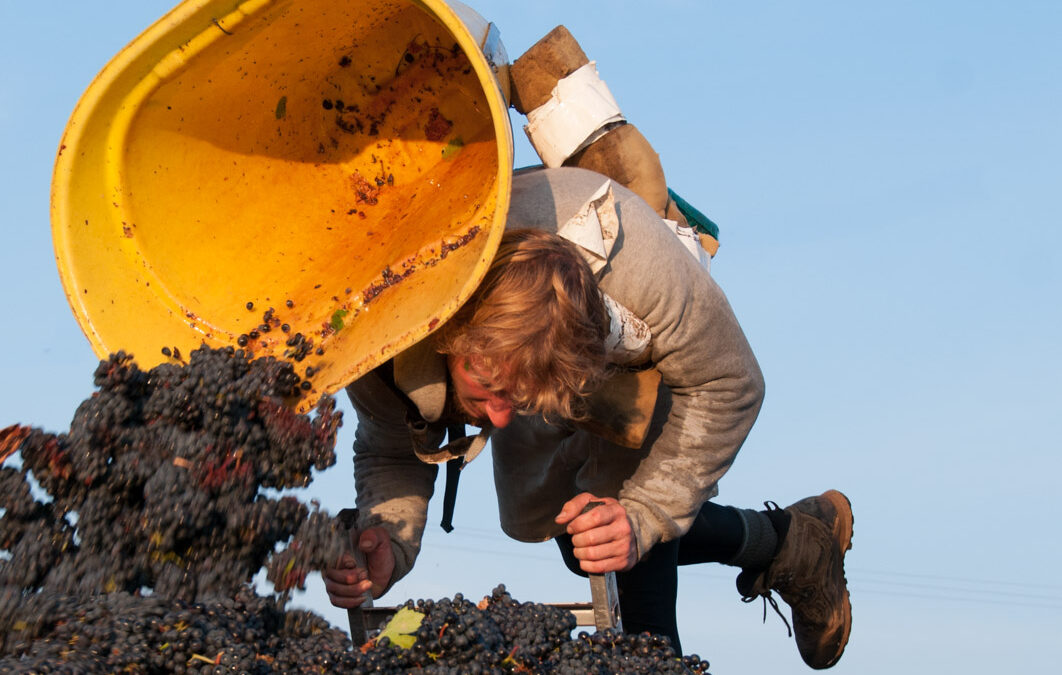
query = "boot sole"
(818, 489, 853, 670)
(820, 489, 854, 552)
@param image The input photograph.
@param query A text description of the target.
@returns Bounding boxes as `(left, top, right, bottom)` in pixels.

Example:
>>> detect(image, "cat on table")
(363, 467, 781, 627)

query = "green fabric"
(667, 188, 720, 240)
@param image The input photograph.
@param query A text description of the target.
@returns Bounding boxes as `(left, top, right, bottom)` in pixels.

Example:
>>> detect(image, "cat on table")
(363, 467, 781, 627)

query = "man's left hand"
(555, 492, 637, 573)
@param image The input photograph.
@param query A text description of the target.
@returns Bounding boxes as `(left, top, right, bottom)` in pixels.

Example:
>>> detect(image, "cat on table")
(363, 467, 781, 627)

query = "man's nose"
(484, 397, 514, 429)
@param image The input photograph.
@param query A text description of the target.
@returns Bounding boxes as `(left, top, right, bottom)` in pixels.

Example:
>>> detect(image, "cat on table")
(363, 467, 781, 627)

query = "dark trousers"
(555, 500, 745, 654)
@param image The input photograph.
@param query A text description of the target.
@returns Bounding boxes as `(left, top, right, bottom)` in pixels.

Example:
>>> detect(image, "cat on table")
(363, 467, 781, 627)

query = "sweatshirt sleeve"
(600, 186, 766, 560)
(345, 370, 443, 594)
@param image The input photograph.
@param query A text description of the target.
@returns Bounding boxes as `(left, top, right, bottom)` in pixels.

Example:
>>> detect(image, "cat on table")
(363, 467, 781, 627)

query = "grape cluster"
(484, 585, 581, 663)
(1, 345, 346, 602)
(541, 630, 712, 675)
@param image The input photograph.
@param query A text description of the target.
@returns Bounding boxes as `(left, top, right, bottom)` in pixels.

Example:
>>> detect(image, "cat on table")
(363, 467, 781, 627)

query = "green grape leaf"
(377, 607, 425, 649)
(330, 309, 348, 331)
(441, 137, 464, 160)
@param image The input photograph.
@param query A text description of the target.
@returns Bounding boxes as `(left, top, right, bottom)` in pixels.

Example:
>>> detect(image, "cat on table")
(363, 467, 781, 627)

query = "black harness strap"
(440, 424, 467, 533)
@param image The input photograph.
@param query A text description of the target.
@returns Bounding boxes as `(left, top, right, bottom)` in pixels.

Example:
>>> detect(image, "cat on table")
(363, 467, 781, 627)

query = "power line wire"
(422, 533, 1062, 610)
(856, 567, 1062, 592)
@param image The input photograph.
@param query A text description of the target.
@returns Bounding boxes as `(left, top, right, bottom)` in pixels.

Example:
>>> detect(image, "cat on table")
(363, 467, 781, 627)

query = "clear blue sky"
(2, 1, 1060, 672)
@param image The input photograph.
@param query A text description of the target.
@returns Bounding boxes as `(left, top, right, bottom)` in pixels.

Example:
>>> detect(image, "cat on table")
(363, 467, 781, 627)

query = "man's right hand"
(322, 526, 394, 609)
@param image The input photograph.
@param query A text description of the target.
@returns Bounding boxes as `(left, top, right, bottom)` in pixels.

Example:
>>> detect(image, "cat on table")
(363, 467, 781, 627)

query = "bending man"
(325, 166, 852, 669)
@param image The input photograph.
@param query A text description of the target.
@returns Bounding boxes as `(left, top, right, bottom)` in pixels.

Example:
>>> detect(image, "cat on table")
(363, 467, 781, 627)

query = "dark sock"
(726, 507, 779, 570)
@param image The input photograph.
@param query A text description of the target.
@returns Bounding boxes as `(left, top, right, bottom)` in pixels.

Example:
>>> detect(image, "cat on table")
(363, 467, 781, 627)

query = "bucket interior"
(53, 0, 512, 409)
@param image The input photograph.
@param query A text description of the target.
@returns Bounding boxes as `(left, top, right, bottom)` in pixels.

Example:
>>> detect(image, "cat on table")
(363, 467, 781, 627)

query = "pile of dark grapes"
(0, 346, 711, 673)
(0, 584, 709, 674)
(1, 346, 346, 602)
(0, 585, 352, 674)
(365, 584, 712, 674)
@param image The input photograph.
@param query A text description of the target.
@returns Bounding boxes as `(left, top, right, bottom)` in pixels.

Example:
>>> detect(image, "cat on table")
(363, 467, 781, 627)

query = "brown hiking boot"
(736, 490, 854, 669)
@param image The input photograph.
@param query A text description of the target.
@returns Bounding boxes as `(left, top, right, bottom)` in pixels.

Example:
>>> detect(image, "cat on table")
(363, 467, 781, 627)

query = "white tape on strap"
(524, 62, 626, 168)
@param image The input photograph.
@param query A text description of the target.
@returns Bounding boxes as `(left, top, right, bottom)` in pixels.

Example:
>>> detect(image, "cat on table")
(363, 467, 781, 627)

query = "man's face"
(447, 354, 515, 429)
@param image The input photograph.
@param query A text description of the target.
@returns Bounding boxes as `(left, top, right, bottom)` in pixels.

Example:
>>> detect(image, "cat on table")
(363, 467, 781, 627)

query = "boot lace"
(741, 501, 792, 637)
(743, 591, 793, 638)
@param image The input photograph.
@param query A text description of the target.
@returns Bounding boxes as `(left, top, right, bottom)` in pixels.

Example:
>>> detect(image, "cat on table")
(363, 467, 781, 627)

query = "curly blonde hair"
(435, 228, 610, 422)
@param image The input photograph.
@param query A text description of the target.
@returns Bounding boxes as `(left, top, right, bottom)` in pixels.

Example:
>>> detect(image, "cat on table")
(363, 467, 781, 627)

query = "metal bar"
(582, 501, 624, 632)
(337, 508, 373, 644)
(588, 569, 623, 631)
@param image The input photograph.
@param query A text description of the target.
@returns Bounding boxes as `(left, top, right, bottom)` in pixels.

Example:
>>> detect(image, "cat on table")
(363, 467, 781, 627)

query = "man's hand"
(555, 492, 637, 573)
(322, 526, 394, 609)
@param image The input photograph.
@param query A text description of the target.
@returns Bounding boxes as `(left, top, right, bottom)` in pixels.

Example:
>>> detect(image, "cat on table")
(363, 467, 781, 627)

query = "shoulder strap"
(374, 360, 472, 534)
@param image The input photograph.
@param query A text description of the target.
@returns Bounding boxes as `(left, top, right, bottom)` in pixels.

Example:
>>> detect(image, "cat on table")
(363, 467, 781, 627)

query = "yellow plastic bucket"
(51, 0, 513, 410)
